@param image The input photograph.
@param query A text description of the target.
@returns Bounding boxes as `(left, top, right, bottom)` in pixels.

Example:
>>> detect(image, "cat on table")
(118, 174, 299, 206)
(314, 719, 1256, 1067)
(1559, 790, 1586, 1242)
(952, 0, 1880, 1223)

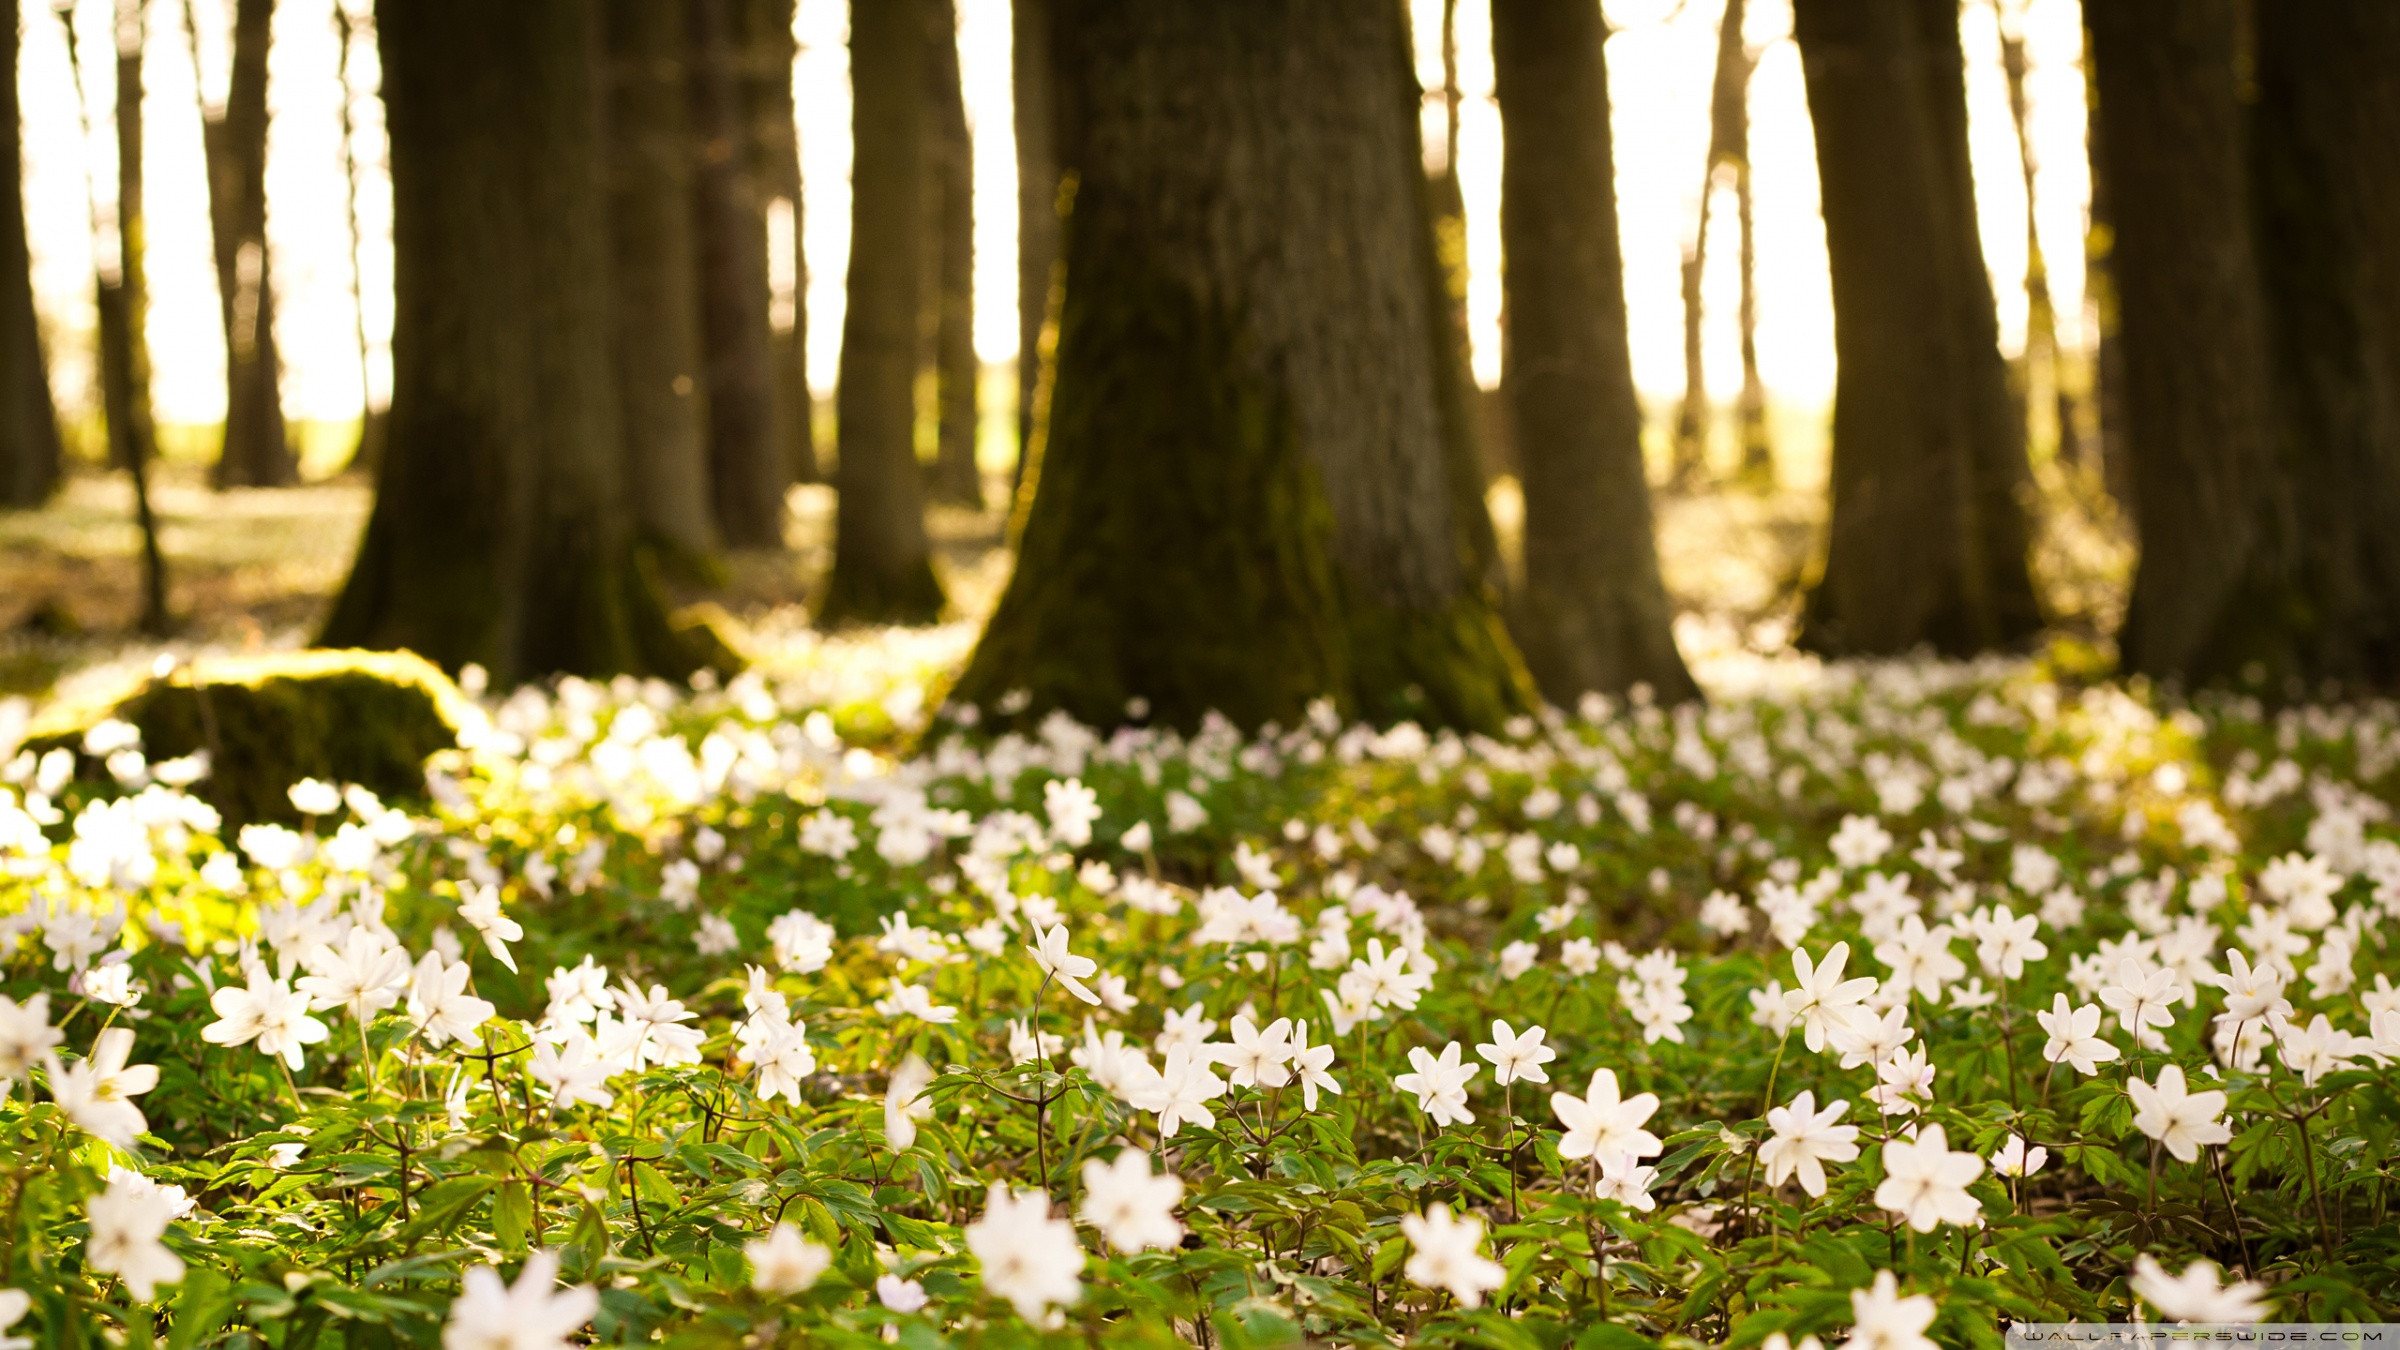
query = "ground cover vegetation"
(1, 647, 2395, 1346)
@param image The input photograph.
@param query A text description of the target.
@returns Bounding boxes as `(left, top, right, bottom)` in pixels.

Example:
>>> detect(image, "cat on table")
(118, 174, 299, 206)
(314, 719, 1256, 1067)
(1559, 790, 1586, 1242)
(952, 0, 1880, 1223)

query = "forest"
(0, 0, 2396, 1345)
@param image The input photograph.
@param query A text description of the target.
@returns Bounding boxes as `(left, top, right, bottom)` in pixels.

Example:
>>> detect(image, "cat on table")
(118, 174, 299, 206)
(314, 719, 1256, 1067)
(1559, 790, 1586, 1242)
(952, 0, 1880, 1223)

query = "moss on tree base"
(23, 649, 469, 829)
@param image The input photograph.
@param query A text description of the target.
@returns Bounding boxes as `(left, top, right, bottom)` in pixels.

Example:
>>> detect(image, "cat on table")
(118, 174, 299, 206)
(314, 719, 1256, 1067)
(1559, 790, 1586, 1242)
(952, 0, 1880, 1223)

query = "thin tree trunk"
(820, 0, 943, 624)
(1493, 0, 1695, 704)
(323, 0, 695, 682)
(1734, 132, 1770, 485)
(2087, 0, 2281, 683)
(923, 0, 979, 508)
(740, 0, 814, 484)
(951, 0, 1532, 732)
(1012, 0, 1056, 492)
(331, 0, 383, 475)
(688, 0, 786, 548)
(2083, 50, 2130, 510)
(1993, 0, 2079, 470)
(603, 0, 717, 561)
(193, 0, 292, 488)
(1793, 0, 2042, 656)
(1671, 0, 1756, 493)
(2248, 0, 2400, 685)
(0, 0, 60, 508)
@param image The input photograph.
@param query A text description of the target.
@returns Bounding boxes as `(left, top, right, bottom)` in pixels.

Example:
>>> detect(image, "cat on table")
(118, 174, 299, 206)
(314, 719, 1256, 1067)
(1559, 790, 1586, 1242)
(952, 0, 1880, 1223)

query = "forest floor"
(0, 443, 2122, 708)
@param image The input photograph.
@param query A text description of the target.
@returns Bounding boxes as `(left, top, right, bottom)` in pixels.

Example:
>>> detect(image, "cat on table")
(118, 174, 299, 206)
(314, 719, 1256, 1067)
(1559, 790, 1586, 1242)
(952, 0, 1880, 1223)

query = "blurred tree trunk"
(2089, 0, 2281, 684)
(739, 0, 815, 483)
(197, 0, 293, 488)
(602, 0, 717, 561)
(93, 0, 169, 630)
(923, 0, 980, 507)
(0, 0, 61, 509)
(1012, 0, 1056, 491)
(2083, 58, 2130, 510)
(331, 0, 384, 475)
(2246, 0, 2400, 686)
(820, 0, 943, 624)
(951, 0, 1532, 733)
(1793, 0, 2042, 656)
(323, 0, 694, 682)
(1492, 0, 1694, 704)
(1670, 0, 1757, 492)
(688, 0, 786, 548)
(1993, 0, 2082, 471)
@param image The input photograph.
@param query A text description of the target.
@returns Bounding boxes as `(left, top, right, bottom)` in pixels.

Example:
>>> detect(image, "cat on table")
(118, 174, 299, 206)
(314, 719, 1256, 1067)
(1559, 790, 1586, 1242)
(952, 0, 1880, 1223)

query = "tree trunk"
(819, 0, 944, 625)
(1792, 0, 2042, 656)
(94, 0, 169, 630)
(1013, 0, 1057, 489)
(950, 0, 1532, 732)
(923, 0, 979, 508)
(602, 0, 717, 561)
(197, 0, 292, 488)
(322, 0, 694, 683)
(1995, 0, 2081, 471)
(331, 0, 385, 476)
(739, 0, 815, 484)
(687, 0, 786, 548)
(2083, 54, 2130, 511)
(1492, 0, 1694, 705)
(0, 0, 60, 509)
(2087, 0, 2283, 683)
(2245, 0, 2400, 686)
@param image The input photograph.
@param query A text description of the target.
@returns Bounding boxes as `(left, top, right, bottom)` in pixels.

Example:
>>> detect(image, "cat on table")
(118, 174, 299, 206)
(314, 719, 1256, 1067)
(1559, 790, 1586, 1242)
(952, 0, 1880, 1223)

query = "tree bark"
(1669, 0, 1757, 491)
(96, 0, 169, 630)
(687, 0, 786, 548)
(197, 0, 292, 488)
(819, 0, 944, 624)
(601, 0, 717, 561)
(322, 0, 694, 683)
(1995, 0, 2082, 471)
(923, 0, 980, 508)
(1012, 0, 1057, 489)
(0, 0, 61, 509)
(1793, 0, 2042, 656)
(950, 0, 1532, 732)
(2244, 0, 2400, 686)
(2087, 0, 2283, 683)
(1492, 0, 1694, 705)
(331, 0, 385, 475)
(739, 0, 815, 484)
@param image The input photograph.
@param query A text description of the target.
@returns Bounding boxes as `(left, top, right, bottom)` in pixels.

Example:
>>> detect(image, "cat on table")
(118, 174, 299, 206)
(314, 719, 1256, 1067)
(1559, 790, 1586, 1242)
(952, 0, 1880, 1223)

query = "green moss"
(24, 649, 469, 828)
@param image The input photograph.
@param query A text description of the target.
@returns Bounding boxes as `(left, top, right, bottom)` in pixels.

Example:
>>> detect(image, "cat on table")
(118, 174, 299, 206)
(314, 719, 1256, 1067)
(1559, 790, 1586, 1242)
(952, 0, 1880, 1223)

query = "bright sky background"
(16, 0, 2093, 428)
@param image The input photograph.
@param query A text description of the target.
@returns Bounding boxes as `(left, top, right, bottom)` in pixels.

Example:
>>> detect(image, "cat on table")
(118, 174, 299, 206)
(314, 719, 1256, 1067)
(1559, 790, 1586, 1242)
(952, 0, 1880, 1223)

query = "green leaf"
(164, 1267, 234, 1350)
(494, 1181, 532, 1253)
(397, 1176, 499, 1250)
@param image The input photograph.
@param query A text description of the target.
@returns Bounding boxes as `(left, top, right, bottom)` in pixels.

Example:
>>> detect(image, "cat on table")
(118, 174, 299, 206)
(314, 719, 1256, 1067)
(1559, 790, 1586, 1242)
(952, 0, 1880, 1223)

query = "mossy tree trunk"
(602, 0, 717, 562)
(1792, 0, 2042, 656)
(1492, 0, 1695, 706)
(2089, 0, 2285, 684)
(0, 0, 61, 509)
(200, 0, 294, 489)
(688, 0, 787, 548)
(950, 0, 1532, 733)
(739, 0, 815, 484)
(1012, 0, 1057, 490)
(923, 0, 979, 508)
(2246, 0, 2400, 687)
(322, 0, 694, 684)
(820, 0, 943, 625)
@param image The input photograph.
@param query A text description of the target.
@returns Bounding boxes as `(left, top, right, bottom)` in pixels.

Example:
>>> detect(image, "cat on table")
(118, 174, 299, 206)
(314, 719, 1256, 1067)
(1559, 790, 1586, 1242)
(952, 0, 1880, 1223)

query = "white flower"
(750, 1018, 819, 1106)
(1078, 1149, 1184, 1252)
(1990, 1134, 2047, 1179)
(0, 995, 61, 1091)
(1837, 1271, 1938, 1350)
(1400, 1203, 1505, 1309)
(2129, 1254, 2270, 1323)
(0, 1288, 29, 1350)
(2275, 1013, 2361, 1087)
(1043, 777, 1101, 848)
(1214, 1014, 1296, 1089)
(1025, 923, 1101, 1006)
(409, 950, 497, 1049)
(288, 778, 341, 815)
(2128, 1064, 2232, 1163)
(456, 883, 524, 973)
(45, 1027, 158, 1149)
(874, 982, 959, 1025)
(1348, 938, 1433, 1011)
(1784, 943, 1878, 1052)
(1874, 1123, 1984, 1232)
(1830, 815, 1893, 869)
(295, 927, 414, 1021)
(885, 1054, 937, 1151)
(747, 1223, 832, 1296)
(1123, 1044, 1228, 1138)
(542, 957, 616, 1024)
(84, 1170, 187, 1301)
(966, 1184, 1085, 1320)
(1872, 917, 1962, 1002)
(877, 1274, 928, 1313)
(1288, 1018, 1340, 1110)
(1760, 1090, 1859, 1197)
(528, 1030, 616, 1111)
(2036, 995, 2120, 1076)
(1560, 938, 1601, 976)
(767, 910, 835, 974)
(1968, 905, 2046, 979)
(1154, 1002, 1218, 1055)
(1393, 1042, 1478, 1128)
(2097, 958, 2181, 1044)
(1829, 1005, 1914, 1071)
(1551, 1068, 1661, 1161)
(1594, 1152, 1659, 1211)
(1475, 1019, 1556, 1087)
(202, 970, 331, 1071)
(1749, 980, 1797, 1035)
(1498, 940, 1539, 979)
(442, 1250, 598, 1350)
(1700, 890, 1752, 937)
